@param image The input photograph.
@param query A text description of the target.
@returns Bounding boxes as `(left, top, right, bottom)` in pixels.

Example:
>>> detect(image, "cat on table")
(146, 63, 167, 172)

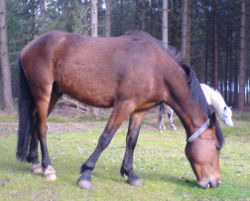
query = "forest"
(0, 0, 249, 112)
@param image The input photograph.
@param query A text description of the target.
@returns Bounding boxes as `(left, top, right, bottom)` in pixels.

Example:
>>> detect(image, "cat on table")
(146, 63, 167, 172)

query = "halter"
(187, 119, 210, 143)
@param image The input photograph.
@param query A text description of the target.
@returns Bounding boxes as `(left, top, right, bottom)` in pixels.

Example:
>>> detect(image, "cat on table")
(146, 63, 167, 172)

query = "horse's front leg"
(120, 111, 146, 186)
(78, 101, 135, 189)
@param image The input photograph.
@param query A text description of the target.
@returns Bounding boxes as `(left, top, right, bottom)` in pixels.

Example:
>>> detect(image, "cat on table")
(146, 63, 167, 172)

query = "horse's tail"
(16, 57, 36, 161)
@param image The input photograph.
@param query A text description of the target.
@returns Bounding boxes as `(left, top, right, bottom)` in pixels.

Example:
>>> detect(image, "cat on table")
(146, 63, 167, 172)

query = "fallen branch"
(58, 96, 88, 112)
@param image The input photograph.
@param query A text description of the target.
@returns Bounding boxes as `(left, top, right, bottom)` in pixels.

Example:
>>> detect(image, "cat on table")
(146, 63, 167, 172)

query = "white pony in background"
(200, 83, 233, 126)
(158, 83, 234, 132)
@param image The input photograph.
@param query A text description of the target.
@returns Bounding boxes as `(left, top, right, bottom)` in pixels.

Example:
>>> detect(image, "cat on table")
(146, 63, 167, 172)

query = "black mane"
(181, 64, 224, 149)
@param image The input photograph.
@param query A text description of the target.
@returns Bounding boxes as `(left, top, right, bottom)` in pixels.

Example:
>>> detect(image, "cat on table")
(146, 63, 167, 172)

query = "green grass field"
(0, 112, 249, 201)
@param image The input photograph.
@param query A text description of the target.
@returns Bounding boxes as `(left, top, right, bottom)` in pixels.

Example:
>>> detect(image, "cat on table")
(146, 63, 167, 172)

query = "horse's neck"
(170, 97, 207, 136)
(165, 68, 207, 136)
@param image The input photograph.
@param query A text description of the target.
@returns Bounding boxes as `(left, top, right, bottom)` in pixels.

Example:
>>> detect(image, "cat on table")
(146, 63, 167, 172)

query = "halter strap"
(187, 119, 210, 143)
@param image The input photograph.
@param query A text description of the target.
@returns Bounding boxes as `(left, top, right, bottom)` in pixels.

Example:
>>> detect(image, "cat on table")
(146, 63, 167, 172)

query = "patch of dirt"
(0, 101, 183, 136)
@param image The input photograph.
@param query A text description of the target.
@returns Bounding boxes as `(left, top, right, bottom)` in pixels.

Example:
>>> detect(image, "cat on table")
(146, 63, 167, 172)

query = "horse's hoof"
(78, 180, 92, 189)
(127, 178, 143, 186)
(31, 163, 43, 174)
(171, 125, 177, 130)
(45, 173, 57, 181)
(44, 165, 57, 181)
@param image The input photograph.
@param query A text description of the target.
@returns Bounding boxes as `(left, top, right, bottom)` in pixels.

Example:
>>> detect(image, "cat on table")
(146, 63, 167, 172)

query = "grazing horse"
(16, 30, 224, 189)
(158, 83, 234, 131)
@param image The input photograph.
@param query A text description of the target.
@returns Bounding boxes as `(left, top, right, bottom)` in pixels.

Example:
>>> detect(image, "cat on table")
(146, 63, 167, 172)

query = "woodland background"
(0, 0, 249, 112)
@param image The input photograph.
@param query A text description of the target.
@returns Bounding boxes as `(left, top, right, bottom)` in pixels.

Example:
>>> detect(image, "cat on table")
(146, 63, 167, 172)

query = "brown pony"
(16, 30, 224, 189)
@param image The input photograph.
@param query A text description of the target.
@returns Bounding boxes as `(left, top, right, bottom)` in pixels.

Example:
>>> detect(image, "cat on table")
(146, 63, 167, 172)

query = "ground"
(0, 105, 249, 201)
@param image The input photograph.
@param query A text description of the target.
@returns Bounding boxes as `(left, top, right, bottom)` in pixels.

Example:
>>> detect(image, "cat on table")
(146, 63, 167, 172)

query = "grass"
(0, 114, 17, 122)
(0, 113, 250, 201)
(47, 116, 69, 123)
(73, 114, 109, 122)
(234, 112, 250, 121)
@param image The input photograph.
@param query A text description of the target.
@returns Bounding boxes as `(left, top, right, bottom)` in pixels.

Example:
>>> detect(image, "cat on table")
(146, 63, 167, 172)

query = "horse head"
(222, 106, 234, 126)
(185, 112, 223, 188)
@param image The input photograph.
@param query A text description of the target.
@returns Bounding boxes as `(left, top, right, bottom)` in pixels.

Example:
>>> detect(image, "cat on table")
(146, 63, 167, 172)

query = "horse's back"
(20, 30, 168, 108)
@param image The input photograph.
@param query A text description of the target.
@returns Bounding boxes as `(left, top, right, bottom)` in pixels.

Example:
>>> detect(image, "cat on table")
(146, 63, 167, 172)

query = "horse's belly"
(56, 75, 116, 107)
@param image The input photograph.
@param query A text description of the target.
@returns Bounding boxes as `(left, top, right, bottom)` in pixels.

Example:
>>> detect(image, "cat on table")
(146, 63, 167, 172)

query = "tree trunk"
(213, 0, 218, 89)
(186, 0, 191, 65)
(65, 0, 73, 32)
(171, 0, 178, 47)
(150, 0, 156, 35)
(91, 0, 99, 117)
(141, 0, 146, 31)
(91, 0, 98, 37)
(0, 0, 14, 112)
(40, 0, 45, 32)
(233, 53, 239, 108)
(120, 0, 123, 35)
(162, 0, 168, 48)
(239, 0, 247, 111)
(229, 41, 233, 106)
(105, 0, 111, 37)
(135, 0, 139, 29)
(30, 0, 36, 40)
(40, 0, 45, 20)
(224, 21, 230, 103)
(181, 0, 191, 65)
(83, 1, 90, 36)
(205, 31, 209, 84)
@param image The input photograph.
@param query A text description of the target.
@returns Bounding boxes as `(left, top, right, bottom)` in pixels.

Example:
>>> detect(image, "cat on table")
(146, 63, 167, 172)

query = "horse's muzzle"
(198, 178, 221, 189)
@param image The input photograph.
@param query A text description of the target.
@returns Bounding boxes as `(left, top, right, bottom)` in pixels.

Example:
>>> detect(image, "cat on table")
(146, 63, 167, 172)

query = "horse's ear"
(209, 105, 216, 113)
(209, 112, 217, 128)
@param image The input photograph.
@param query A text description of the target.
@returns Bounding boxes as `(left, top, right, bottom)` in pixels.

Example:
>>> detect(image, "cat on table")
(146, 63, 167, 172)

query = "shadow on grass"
(141, 171, 198, 188)
(87, 165, 198, 189)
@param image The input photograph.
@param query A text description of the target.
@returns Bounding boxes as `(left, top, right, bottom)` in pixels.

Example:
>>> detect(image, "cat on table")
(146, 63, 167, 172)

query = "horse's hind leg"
(158, 103, 166, 132)
(28, 89, 62, 176)
(30, 84, 61, 181)
(120, 111, 146, 186)
(168, 108, 177, 130)
(28, 120, 43, 174)
(78, 101, 135, 189)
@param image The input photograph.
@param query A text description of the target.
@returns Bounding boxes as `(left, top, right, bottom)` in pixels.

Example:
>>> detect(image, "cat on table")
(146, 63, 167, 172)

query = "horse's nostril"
(209, 179, 221, 188)
(198, 180, 210, 189)
(198, 178, 221, 189)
